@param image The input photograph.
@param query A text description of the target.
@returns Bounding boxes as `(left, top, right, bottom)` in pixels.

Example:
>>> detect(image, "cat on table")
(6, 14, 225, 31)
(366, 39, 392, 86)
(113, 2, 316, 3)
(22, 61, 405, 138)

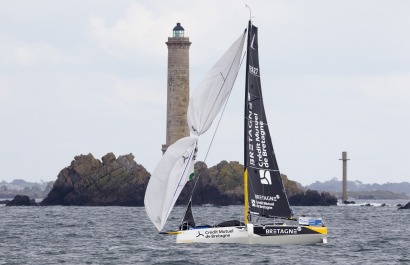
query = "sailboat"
(144, 20, 328, 244)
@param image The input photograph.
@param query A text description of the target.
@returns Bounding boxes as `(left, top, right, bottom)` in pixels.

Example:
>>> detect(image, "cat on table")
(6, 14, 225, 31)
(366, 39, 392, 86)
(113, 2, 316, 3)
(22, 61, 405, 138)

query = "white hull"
(176, 224, 327, 245)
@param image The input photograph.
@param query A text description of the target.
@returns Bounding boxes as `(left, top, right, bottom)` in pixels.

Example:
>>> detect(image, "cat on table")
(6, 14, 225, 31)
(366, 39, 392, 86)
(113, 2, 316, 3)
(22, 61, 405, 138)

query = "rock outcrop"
(39, 154, 334, 207)
(398, 202, 410, 209)
(6, 195, 37, 206)
(177, 161, 244, 206)
(288, 190, 337, 206)
(40, 153, 149, 206)
(176, 160, 330, 206)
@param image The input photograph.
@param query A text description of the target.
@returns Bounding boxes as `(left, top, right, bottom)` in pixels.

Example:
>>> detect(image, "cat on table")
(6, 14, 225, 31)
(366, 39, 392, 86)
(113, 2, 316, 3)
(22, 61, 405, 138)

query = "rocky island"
(40, 153, 149, 206)
(398, 202, 410, 209)
(5, 195, 37, 206)
(39, 154, 337, 207)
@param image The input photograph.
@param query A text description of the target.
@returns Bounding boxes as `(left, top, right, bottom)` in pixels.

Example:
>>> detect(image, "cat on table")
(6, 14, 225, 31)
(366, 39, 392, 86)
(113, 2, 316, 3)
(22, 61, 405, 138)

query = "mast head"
(173, 22, 185, 37)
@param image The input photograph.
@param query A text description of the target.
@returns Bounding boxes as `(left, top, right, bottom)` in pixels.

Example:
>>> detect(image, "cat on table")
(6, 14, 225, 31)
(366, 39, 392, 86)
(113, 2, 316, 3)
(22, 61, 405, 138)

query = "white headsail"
(144, 137, 197, 231)
(188, 31, 246, 136)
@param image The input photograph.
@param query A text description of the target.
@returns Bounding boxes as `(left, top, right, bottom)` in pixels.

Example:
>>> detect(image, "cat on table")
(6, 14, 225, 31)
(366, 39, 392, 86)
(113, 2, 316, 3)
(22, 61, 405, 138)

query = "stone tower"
(162, 23, 191, 154)
(339, 151, 350, 202)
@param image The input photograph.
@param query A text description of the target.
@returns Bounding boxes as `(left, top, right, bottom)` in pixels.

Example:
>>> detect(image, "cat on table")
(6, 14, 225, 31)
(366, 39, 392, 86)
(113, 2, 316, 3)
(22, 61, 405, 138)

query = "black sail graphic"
(244, 21, 292, 219)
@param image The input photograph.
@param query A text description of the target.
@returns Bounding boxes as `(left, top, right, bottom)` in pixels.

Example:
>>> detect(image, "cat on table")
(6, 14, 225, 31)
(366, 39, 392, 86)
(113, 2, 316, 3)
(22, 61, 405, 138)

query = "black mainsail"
(244, 21, 292, 219)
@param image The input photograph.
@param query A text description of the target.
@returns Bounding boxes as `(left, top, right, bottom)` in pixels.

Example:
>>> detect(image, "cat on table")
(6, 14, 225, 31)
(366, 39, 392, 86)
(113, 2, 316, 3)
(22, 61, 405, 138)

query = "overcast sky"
(1, 0, 409, 185)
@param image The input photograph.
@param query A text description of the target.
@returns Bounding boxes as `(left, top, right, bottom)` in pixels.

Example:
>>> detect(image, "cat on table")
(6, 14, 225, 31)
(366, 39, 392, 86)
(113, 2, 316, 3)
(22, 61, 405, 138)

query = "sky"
(1, 0, 409, 186)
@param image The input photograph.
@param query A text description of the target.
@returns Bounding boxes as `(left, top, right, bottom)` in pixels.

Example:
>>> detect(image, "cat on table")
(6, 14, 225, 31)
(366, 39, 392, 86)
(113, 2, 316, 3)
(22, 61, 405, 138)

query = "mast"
(244, 20, 252, 224)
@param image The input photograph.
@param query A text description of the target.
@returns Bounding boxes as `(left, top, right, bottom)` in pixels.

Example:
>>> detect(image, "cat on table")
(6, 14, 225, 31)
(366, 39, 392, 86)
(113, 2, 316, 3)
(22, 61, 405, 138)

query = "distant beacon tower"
(339, 151, 350, 202)
(162, 23, 191, 154)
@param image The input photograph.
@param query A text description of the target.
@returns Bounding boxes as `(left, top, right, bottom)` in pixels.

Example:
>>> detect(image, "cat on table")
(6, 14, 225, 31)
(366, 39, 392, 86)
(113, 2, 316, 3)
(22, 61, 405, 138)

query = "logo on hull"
(265, 228, 299, 235)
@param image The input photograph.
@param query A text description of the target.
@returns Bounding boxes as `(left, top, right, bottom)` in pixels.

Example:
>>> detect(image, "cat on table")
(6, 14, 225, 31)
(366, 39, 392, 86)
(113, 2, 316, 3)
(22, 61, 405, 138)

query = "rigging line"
(247, 97, 261, 104)
(248, 165, 279, 171)
(182, 50, 248, 225)
(203, 50, 247, 179)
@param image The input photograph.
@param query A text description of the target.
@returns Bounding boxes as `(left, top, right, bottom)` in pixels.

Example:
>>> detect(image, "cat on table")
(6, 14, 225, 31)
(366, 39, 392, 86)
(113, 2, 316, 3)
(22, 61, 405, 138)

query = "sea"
(1, 200, 409, 265)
